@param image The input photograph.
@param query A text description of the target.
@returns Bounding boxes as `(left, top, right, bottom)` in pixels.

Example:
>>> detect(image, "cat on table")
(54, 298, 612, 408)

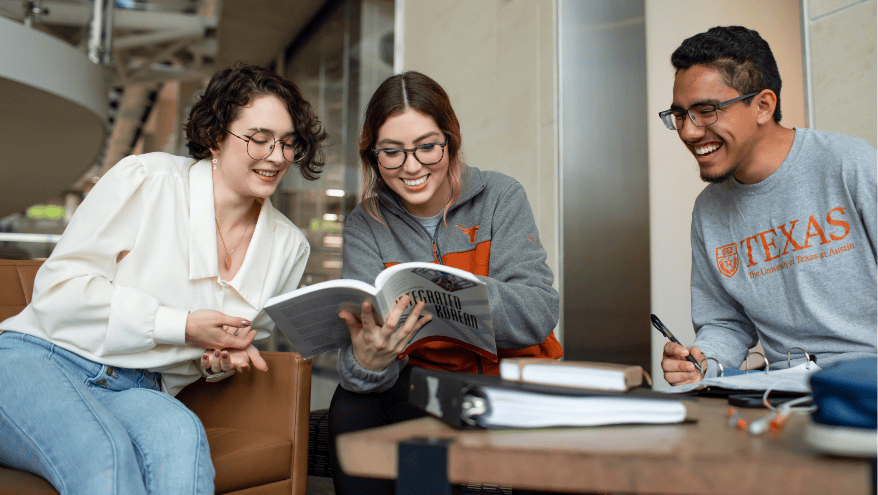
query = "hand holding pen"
(651, 314, 706, 385)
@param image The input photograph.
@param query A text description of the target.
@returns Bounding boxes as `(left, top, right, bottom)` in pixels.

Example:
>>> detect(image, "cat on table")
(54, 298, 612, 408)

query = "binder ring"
(461, 394, 488, 426)
(702, 357, 724, 378)
(744, 351, 770, 374)
(787, 347, 812, 369)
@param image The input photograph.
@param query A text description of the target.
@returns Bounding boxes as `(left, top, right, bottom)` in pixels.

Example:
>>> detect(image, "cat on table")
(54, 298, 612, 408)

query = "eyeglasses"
(226, 128, 307, 163)
(658, 92, 760, 131)
(372, 138, 448, 170)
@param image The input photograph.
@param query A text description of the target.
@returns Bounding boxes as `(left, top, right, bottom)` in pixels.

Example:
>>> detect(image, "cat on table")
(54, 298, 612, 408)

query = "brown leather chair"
(0, 260, 312, 495)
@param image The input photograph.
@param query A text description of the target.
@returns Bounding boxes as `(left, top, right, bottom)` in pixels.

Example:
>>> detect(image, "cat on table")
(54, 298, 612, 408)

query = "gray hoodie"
(336, 166, 562, 393)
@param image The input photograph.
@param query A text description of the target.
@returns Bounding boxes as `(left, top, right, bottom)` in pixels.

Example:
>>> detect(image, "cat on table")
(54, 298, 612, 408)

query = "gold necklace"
(216, 205, 255, 270)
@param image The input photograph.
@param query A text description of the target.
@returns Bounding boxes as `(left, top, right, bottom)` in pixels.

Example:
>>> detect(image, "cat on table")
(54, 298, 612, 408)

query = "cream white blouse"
(0, 153, 310, 395)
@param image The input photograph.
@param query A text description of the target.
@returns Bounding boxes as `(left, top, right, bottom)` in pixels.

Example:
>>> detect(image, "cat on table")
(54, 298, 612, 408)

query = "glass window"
(277, 0, 395, 286)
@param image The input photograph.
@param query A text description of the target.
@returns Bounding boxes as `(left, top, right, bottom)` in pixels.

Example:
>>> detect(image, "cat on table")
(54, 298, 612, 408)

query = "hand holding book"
(341, 295, 432, 372)
(263, 262, 496, 359)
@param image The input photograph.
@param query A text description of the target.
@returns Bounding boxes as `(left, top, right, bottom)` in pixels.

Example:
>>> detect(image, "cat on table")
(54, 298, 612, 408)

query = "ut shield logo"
(715, 243, 738, 278)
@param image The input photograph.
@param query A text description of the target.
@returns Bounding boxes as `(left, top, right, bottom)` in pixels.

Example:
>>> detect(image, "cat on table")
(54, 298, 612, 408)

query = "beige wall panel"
(538, 1, 556, 130)
(536, 0, 557, 256)
(401, 0, 559, 278)
(155, 81, 180, 154)
(809, 0, 877, 145)
(809, 0, 861, 19)
(646, 0, 805, 387)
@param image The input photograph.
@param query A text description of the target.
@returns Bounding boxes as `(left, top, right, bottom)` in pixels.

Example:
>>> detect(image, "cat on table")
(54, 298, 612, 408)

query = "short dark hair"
(186, 62, 327, 180)
(358, 71, 463, 222)
(671, 26, 782, 123)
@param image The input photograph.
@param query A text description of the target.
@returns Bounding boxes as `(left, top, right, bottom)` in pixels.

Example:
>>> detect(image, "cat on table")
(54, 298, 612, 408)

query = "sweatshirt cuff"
(154, 307, 189, 345)
(337, 343, 405, 393)
(691, 342, 726, 379)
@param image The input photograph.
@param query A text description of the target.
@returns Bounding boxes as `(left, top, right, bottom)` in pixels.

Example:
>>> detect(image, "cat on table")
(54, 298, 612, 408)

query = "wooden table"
(336, 397, 875, 494)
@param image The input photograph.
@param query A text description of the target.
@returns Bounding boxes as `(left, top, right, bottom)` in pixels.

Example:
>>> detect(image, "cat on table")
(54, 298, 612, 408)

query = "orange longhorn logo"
(456, 224, 479, 243)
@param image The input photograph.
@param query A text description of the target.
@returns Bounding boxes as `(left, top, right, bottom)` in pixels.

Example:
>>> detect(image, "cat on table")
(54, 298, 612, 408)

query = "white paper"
(660, 362, 822, 394)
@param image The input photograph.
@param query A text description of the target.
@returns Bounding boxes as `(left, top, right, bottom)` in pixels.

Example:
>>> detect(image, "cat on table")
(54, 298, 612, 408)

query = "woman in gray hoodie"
(328, 71, 562, 495)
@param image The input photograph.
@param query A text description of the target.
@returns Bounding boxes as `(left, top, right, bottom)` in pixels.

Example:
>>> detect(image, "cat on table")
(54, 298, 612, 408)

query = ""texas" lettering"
(738, 207, 850, 268)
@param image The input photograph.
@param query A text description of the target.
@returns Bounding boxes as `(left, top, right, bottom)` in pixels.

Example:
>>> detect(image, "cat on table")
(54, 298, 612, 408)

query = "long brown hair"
(358, 71, 463, 222)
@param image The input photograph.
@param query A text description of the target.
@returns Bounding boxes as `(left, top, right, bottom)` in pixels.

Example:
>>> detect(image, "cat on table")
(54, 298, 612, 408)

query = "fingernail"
(242, 320, 252, 326)
(241, 365, 249, 371)
(214, 350, 220, 357)
(222, 352, 229, 358)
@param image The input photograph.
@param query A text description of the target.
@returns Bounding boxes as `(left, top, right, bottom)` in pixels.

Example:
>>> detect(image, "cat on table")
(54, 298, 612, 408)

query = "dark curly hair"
(186, 62, 327, 180)
(671, 26, 783, 123)
(359, 71, 463, 223)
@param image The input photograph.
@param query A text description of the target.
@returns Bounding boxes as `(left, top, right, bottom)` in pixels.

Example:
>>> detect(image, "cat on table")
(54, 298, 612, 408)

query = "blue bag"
(805, 357, 877, 457)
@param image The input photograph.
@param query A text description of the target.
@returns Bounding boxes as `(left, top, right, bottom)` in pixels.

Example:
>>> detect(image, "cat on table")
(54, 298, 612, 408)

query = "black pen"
(650, 314, 702, 372)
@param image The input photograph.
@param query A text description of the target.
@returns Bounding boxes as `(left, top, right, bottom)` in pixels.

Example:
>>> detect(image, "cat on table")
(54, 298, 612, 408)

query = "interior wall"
(802, 0, 877, 145)
(645, 0, 806, 387)
(398, 1, 560, 335)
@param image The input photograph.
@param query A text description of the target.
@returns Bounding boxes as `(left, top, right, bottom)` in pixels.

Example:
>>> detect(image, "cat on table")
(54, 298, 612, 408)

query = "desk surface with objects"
(336, 396, 873, 495)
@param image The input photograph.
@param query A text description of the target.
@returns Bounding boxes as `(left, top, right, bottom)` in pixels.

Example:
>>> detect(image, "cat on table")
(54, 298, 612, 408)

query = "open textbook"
(264, 262, 496, 360)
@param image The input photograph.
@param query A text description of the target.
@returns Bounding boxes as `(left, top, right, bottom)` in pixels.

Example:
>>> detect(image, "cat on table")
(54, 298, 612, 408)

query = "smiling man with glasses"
(658, 26, 877, 387)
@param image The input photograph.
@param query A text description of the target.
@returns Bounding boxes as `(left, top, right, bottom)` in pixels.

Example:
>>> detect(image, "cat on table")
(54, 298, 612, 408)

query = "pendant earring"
(212, 157, 218, 170)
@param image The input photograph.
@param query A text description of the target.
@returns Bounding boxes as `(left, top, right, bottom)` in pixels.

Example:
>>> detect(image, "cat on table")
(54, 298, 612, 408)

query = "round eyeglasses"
(372, 139, 448, 170)
(658, 92, 760, 131)
(226, 129, 308, 163)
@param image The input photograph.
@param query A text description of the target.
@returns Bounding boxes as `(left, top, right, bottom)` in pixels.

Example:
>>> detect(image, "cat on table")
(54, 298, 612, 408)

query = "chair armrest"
(176, 352, 312, 439)
(176, 352, 311, 495)
(0, 260, 42, 321)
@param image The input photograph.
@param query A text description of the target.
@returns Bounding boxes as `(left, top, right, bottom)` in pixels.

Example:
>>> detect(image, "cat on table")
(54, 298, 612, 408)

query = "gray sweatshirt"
(336, 166, 562, 393)
(691, 128, 877, 374)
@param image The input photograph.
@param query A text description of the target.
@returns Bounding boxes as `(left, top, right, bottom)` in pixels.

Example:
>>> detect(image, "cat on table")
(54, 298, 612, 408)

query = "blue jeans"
(0, 332, 215, 494)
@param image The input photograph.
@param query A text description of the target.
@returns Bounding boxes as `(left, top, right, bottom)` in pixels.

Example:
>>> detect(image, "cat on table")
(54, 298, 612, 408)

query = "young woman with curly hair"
(0, 63, 325, 494)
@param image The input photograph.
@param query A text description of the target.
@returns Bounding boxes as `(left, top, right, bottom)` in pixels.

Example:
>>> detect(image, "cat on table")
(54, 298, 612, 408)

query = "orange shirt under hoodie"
(337, 166, 562, 393)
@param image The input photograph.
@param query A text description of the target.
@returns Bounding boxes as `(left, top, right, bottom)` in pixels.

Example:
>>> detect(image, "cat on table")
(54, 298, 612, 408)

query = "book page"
(503, 358, 647, 390)
(264, 280, 379, 359)
(660, 361, 821, 394)
(521, 365, 627, 391)
(376, 262, 497, 360)
(475, 387, 688, 428)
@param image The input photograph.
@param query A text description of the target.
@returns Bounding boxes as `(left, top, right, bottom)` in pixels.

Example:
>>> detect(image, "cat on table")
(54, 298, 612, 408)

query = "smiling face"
(213, 95, 294, 199)
(672, 65, 760, 184)
(375, 109, 452, 217)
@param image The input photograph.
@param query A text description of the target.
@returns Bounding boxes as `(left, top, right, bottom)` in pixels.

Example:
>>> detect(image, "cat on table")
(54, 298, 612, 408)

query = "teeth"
(403, 176, 427, 187)
(255, 170, 277, 177)
(695, 143, 720, 156)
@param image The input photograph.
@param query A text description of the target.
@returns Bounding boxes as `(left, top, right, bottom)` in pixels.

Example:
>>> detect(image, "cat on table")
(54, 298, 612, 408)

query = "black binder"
(408, 367, 694, 429)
